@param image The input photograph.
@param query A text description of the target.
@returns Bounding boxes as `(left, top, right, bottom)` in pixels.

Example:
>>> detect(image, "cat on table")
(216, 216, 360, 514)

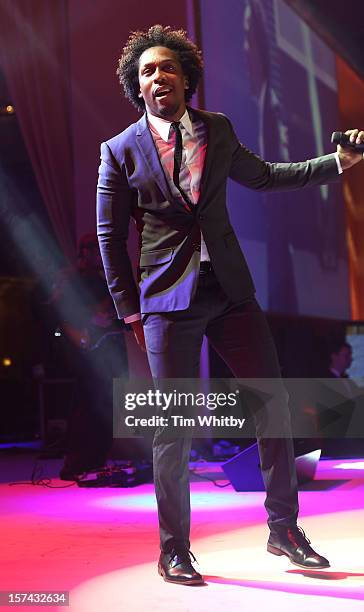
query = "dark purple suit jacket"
(96, 108, 340, 318)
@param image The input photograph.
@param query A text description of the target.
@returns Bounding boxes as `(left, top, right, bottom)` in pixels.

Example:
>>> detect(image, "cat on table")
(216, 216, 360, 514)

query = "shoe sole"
(158, 565, 204, 585)
(267, 544, 330, 569)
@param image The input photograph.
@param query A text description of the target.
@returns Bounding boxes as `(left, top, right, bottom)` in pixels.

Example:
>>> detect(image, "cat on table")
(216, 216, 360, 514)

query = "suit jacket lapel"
(136, 114, 173, 203)
(135, 110, 217, 211)
(188, 108, 217, 209)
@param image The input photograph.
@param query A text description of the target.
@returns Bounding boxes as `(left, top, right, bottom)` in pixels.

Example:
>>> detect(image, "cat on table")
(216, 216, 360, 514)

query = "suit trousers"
(142, 268, 299, 553)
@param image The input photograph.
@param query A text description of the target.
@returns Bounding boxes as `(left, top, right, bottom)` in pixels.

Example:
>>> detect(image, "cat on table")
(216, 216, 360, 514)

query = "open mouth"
(154, 86, 173, 99)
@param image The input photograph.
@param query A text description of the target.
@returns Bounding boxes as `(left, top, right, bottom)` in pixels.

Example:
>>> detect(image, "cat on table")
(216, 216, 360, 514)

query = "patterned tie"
(170, 122, 193, 211)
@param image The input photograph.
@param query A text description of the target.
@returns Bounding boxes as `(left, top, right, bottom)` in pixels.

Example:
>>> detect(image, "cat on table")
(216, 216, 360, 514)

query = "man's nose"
(154, 68, 166, 82)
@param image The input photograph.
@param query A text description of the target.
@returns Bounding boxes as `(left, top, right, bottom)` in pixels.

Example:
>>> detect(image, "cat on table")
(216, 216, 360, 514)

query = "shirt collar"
(147, 108, 193, 142)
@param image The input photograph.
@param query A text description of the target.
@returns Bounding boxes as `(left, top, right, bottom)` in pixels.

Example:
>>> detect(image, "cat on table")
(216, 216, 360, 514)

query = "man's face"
(331, 345, 353, 374)
(138, 46, 188, 120)
(78, 242, 103, 271)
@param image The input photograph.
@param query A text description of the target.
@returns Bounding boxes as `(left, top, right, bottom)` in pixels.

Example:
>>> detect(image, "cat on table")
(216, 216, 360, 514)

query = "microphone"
(331, 131, 364, 153)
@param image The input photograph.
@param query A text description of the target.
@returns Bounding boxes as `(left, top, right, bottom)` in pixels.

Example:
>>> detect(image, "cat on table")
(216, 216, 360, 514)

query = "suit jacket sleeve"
(223, 115, 341, 190)
(96, 141, 140, 319)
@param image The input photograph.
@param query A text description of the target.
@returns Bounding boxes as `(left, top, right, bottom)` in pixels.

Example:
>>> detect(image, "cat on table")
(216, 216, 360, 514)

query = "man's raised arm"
(225, 114, 364, 191)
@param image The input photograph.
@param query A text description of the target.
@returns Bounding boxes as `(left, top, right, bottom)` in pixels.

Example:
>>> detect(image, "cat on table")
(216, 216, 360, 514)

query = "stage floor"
(0, 452, 363, 611)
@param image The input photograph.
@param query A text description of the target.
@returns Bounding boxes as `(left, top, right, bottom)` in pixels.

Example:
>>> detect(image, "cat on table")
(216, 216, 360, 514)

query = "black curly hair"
(117, 24, 203, 112)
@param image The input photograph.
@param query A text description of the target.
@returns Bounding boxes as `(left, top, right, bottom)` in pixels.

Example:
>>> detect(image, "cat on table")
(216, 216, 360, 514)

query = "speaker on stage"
(222, 443, 321, 491)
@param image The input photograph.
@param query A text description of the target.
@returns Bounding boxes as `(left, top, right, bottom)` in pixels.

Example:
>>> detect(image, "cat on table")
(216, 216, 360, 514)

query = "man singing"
(97, 25, 364, 585)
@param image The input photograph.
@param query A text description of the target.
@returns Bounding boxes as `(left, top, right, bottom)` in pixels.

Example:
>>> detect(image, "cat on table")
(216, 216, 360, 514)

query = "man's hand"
(131, 319, 146, 352)
(337, 129, 364, 170)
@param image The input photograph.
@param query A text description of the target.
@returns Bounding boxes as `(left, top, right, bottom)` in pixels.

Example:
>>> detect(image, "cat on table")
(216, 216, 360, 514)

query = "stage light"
(93, 486, 262, 512)
(2, 357, 12, 367)
(334, 461, 364, 470)
(6, 105, 15, 114)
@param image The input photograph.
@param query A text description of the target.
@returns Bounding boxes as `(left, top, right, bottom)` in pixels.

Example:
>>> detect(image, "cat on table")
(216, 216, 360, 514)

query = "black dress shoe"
(158, 549, 204, 585)
(267, 526, 330, 569)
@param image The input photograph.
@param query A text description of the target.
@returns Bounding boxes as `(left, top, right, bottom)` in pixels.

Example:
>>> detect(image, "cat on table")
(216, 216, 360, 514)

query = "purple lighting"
(333, 461, 364, 470)
(93, 483, 263, 512)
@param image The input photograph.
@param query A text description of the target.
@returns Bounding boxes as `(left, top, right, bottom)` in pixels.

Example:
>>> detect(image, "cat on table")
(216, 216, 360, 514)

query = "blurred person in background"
(49, 233, 129, 480)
